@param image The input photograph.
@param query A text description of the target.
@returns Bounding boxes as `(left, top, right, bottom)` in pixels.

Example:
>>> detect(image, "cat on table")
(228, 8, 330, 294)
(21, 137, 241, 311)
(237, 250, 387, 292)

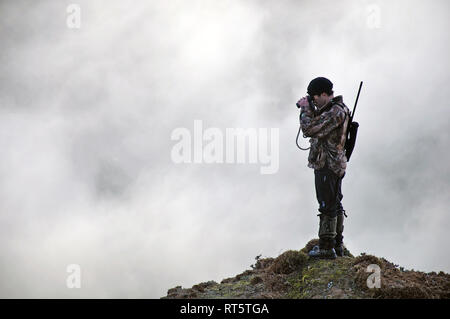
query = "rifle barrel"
(351, 81, 363, 122)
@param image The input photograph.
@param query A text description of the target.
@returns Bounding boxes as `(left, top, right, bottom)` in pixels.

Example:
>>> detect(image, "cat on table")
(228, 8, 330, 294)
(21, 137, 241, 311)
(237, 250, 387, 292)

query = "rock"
(162, 239, 450, 299)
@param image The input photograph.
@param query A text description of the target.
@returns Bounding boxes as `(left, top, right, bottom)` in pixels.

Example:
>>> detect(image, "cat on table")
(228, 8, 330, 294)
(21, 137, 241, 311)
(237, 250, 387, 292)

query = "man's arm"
(301, 104, 346, 139)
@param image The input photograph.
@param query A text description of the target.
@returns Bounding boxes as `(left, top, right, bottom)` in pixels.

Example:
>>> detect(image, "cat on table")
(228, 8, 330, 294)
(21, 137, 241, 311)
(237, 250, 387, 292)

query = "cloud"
(0, 0, 449, 297)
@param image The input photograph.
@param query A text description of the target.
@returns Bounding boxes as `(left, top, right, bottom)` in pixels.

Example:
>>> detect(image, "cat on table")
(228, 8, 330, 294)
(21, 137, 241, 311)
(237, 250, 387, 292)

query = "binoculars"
(296, 95, 314, 109)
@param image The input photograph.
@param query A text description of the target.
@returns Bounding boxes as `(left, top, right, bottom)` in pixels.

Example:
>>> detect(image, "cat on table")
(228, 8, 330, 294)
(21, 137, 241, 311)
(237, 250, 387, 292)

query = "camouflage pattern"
(318, 214, 337, 244)
(335, 214, 345, 245)
(299, 95, 350, 178)
(335, 212, 345, 256)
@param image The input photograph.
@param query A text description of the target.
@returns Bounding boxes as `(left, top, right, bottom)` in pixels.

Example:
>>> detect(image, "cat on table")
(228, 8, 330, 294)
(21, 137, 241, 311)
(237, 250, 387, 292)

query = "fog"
(0, 0, 449, 297)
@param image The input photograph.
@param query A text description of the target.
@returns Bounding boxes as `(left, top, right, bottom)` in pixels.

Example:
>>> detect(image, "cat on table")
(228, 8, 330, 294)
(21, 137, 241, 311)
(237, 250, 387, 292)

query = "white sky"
(0, 0, 449, 298)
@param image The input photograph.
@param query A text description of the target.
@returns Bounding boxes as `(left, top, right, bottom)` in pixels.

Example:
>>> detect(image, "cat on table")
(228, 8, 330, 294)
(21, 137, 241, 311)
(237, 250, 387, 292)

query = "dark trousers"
(314, 167, 345, 248)
(314, 168, 344, 218)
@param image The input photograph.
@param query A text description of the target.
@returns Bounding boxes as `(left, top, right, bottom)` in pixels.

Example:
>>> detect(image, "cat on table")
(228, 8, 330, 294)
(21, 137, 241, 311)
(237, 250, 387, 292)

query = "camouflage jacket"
(299, 95, 350, 177)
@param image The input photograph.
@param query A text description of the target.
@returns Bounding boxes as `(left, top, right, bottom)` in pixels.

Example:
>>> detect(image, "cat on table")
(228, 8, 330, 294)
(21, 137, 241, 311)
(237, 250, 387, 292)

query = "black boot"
(335, 213, 345, 257)
(308, 244, 337, 259)
(335, 243, 344, 257)
(308, 215, 337, 260)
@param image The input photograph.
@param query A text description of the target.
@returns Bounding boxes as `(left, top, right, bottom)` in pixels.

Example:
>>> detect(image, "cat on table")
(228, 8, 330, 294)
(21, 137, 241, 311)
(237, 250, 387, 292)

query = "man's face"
(311, 93, 330, 109)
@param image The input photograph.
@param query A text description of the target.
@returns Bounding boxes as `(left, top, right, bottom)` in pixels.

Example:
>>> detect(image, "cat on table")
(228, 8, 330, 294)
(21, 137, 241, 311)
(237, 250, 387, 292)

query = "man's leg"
(335, 176, 346, 256)
(318, 213, 337, 250)
(309, 168, 339, 259)
(335, 213, 345, 256)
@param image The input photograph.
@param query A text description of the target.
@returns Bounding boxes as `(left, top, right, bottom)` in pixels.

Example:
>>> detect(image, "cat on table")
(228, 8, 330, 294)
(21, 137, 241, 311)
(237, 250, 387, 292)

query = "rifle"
(345, 81, 363, 161)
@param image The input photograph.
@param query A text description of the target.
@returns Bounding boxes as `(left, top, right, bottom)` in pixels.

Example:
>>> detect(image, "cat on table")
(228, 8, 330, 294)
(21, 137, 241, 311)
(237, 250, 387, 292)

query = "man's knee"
(318, 202, 339, 218)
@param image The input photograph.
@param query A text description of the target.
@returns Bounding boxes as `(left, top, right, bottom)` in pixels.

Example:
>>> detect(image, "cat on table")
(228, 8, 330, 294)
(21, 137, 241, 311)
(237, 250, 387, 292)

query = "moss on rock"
(163, 239, 450, 299)
(269, 250, 308, 274)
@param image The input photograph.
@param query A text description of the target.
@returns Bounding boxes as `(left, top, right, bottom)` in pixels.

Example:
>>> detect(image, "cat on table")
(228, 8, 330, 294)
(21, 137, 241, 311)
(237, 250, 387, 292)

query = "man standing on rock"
(296, 77, 350, 259)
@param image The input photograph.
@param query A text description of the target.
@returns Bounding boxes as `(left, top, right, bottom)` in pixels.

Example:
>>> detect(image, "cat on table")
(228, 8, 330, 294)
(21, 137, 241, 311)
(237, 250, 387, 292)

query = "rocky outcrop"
(162, 239, 450, 299)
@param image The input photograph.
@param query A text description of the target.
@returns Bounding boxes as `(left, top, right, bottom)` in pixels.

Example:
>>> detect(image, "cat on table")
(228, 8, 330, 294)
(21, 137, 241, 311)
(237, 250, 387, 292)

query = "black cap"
(307, 77, 333, 96)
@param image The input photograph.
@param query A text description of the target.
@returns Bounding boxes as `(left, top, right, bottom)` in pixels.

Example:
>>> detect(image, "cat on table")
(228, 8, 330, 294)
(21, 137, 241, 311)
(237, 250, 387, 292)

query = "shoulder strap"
(334, 102, 350, 120)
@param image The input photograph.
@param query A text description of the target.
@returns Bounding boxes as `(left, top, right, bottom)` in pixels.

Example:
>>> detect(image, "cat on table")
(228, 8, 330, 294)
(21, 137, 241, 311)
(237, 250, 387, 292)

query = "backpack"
(345, 121, 359, 162)
(336, 102, 358, 162)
